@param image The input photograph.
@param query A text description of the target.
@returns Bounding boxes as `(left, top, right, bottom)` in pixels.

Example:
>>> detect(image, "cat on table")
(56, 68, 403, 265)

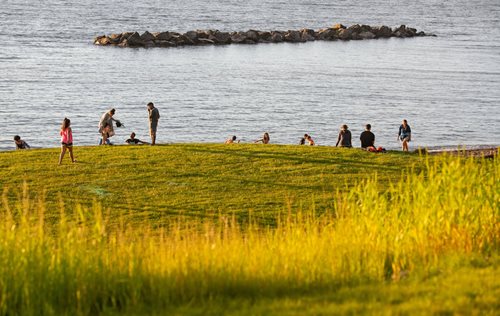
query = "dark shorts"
(61, 142, 73, 147)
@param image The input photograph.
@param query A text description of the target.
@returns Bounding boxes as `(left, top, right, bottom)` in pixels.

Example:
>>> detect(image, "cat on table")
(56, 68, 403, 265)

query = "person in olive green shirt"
(147, 102, 160, 145)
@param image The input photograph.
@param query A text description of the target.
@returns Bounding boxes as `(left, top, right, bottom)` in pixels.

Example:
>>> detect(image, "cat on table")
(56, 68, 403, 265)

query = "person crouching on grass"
(59, 118, 76, 165)
(13, 135, 30, 149)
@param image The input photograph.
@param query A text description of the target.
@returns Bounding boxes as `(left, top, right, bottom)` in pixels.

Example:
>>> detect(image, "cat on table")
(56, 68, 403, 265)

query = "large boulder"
(284, 30, 303, 42)
(257, 31, 272, 42)
(170, 35, 192, 46)
(108, 33, 122, 44)
(347, 24, 361, 40)
(337, 28, 353, 40)
(126, 32, 144, 47)
(119, 32, 133, 43)
(245, 30, 259, 42)
(209, 31, 231, 44)
(360, 25, 373, 33)
(230, 32, 247, 43)
(393, 25, 410, 37)
(406, 27, 417, 37)
(372, 25, 392, 38)
(358, 31, 375, 40)
(317, 28, 337, 40)
(184, 31, 199, 43)
(94, 35, 109, 45)
(347, 24, 362, 33)
(195, 30, 211, 39)
(270, 31, 284, 43)
(140, 31, 155, 42)
(300, 29, 316, 41)
(153, 32, 173, 41)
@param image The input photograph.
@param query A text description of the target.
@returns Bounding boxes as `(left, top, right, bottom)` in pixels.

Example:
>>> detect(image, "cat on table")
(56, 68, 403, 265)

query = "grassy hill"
(0, 144, 422, 225)
(0, 144, 497, 315)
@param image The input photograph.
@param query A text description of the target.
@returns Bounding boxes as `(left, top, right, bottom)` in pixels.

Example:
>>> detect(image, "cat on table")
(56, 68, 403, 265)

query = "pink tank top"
(60, 128, 73, 143)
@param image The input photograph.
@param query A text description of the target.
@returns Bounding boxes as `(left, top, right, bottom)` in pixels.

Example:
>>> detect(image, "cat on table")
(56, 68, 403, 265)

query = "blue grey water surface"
(0, 0, 499, 150)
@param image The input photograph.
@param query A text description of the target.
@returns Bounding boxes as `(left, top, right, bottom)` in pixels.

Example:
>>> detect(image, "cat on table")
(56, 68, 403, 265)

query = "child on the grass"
(13, 135, 30, 149)
(58, 118, 76, 165)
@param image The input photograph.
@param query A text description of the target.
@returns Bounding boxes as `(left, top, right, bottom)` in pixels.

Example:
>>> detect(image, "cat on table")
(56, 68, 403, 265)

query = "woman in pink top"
(58, 118, 75, 165)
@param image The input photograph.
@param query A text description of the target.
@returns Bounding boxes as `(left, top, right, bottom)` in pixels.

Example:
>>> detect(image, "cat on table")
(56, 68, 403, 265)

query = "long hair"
(61, 118, 70, 131)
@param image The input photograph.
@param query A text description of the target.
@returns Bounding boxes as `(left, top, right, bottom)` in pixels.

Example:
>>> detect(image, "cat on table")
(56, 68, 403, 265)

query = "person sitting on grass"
(299, 134, 308, 145)
(306, 134, 315, 146)
(58, 118, 76, 165)
(254, 132, 270, 144)
(360, 124, 375, 149)
(225, 135, 240, 144)
(125, 132, 149, 145)
(336, 124, 352, 148)
(13, 135, 30, 150)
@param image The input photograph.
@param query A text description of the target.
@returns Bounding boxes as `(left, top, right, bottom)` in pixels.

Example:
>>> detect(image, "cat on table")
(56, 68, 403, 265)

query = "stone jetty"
(94, 24, 434, 48)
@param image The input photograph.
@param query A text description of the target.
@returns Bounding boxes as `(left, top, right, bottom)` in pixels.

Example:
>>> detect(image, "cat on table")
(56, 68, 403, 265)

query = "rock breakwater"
(94, 24, 434, 48)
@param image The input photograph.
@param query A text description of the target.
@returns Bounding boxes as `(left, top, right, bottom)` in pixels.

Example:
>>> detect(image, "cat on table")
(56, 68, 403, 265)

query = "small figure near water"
(306, 134, 315, 146)
(225, 136, 240, 144)
(398, 119, 412, 152)
(336, 125, 352, 148)
(13, 135, 30, 150)
(255, 132, 270, 144)
(147, 102, 160, 146)
(126, 132, 149, 145)
(299, 134, 307, 145)
(99, 108, 120, 145)
(360, 124, 375, 149)
(58, 118, 75, 165)
(299, 134, 315, 145)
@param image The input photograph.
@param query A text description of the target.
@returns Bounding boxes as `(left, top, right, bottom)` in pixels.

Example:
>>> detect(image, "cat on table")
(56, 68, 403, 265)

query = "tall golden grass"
(0, 155, 498, 315)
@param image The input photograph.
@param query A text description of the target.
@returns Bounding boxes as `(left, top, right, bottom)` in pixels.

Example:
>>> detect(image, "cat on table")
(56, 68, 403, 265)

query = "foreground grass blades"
(0, 145, 498, 315)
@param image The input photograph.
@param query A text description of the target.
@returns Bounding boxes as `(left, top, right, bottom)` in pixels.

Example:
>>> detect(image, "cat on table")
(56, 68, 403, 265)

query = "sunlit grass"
(0, 149, 498, 315)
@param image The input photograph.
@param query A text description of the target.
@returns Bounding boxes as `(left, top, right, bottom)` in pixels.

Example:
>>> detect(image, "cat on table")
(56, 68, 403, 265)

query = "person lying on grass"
(225, 135, 240, 144)
(125, 132, 149, 145)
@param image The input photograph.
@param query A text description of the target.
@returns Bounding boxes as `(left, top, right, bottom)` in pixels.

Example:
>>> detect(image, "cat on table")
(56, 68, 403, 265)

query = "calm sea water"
(0, 0, 499, 150)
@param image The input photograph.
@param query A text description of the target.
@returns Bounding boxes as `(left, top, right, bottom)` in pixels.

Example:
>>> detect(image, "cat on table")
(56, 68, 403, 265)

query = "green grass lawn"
(0, 144, 422, 225)
(0, 144, 497, 315)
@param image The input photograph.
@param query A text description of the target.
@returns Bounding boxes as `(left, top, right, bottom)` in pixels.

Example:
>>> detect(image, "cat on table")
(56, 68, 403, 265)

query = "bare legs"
(402, 139, 409, 152)
(101, 133, 108, 145)
(59, 145, 75, 165)
(150, 128, 156, 146)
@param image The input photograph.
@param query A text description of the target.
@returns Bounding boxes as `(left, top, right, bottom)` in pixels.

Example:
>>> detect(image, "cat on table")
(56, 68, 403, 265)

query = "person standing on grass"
(99, 108, 117, 145)
(147, 102, 160, 145)
(59, 118, 75, 165)
(398, 119, 412, 152)
(336, 124, 352, 148)
(360, 124, 375, 149)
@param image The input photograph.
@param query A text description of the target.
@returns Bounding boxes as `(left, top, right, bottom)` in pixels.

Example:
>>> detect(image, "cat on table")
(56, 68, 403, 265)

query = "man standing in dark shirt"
(147, 102, 160, 145)
(360, 124, 375, 149)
